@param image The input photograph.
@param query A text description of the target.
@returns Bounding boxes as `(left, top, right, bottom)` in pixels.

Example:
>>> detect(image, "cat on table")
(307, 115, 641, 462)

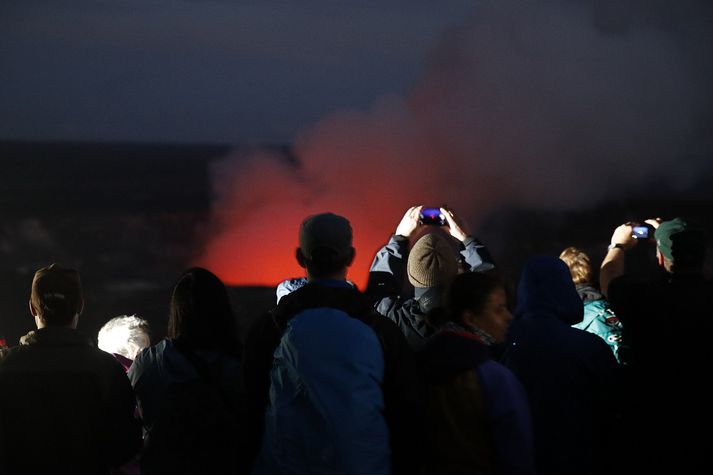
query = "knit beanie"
(407, 233, 459, 288)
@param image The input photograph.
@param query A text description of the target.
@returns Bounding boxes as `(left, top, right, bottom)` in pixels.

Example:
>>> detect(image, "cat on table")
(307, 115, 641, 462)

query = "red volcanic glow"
(196, 100, 481, 289)
(199, 204, 397, 290)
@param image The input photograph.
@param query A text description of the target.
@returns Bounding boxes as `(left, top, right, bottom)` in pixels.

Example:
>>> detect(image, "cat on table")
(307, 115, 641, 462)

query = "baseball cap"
(30, 263, 83, 323)
(655, 217, 705, 262)
(299, 213, 353, 262)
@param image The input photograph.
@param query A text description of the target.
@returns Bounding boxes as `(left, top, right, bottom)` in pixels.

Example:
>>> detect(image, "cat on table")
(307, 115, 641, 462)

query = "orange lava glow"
(198, 206, 398, 291)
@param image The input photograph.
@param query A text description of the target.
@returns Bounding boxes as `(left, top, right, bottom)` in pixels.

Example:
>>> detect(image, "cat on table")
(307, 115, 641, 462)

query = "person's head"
(296, 212, 355, 280)
(655, 217, 706, 274)
(559, 247, 593, 285)
(446, 271, 512, 343)
(97, 314, 151, 361)
(168, 267, 239, 353)
(29, 263, 84, 329)
(407, 232, 460, 289)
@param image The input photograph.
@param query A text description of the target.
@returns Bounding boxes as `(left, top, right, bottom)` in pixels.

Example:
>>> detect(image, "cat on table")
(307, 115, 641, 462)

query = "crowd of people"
(0, 206, 711, 475)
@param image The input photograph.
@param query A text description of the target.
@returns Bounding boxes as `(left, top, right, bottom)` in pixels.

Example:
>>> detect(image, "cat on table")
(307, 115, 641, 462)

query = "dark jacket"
(242, 280, 424, 475)
(418, 328, 535, 475)
(0, 326, 142, 475)
(500, 256, 619, 475)
(128, 339, 243, 475)
(607, 272, 713, 473)
(366, 235, 495, 348)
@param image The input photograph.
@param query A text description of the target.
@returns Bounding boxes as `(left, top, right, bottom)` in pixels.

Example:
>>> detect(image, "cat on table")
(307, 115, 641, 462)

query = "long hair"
(167, 267, 240, 355)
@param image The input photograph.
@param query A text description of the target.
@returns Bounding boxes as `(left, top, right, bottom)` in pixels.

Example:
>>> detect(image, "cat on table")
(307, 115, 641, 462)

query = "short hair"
(168, 267, 240, 354)
(97, 315, 151, 360)
(559, 247, 593, 285)
(446, 271, 507, 326)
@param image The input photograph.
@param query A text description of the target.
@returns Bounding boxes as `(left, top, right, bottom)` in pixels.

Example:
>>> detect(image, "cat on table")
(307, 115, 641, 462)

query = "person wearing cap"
(365, 205, 495, 348)
(0, 263, 142, 474)
(599, 218, 713, 474)
(242, 212, 424, 475)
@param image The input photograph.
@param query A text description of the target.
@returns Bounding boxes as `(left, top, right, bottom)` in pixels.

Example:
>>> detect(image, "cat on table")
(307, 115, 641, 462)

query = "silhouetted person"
(500, 256, 619, 475)
(418, 271, 535, 475)
(128, 267, 244, 475)
(242, 212, 424, 475)
(600, 218, 712, 474)
(366, 205, 495, 348)
(0, 263, 142, 474)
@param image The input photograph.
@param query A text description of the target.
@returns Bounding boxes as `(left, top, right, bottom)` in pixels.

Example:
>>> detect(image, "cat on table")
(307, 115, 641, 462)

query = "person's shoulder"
(477, 358, 521, 391)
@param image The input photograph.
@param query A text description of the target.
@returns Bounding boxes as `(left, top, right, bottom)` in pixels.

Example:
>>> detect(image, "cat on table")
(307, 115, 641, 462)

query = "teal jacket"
(573, 284, 624, 364)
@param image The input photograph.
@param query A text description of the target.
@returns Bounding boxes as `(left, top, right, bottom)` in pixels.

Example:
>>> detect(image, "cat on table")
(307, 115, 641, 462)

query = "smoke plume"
(198, 0, 713, 287)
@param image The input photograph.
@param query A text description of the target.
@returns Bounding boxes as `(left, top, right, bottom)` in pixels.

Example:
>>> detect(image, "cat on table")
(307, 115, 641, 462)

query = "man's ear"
(29, 300, 38, 318)
(346, 247, 356, 267)
(296, 248, 308, 268)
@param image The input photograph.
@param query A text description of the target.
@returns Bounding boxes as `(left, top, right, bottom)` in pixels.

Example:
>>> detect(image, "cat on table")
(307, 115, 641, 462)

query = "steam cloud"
(198, 0, 713, 287)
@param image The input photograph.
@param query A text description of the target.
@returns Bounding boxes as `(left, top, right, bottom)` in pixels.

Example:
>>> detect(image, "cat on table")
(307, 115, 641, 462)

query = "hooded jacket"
(500, 256, 619, 475)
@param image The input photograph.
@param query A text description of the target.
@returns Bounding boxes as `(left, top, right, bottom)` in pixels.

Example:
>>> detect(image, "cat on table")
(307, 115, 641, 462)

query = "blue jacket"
(501, 256, 619, 475)
(244, 280, 424, 475)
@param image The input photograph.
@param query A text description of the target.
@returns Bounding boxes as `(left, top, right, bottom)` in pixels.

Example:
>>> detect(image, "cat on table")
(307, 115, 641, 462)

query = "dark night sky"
(0, 0, 475, 144)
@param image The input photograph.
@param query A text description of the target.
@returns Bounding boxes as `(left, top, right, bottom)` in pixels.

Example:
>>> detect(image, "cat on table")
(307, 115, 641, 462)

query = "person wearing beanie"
(599, 218, 713, 474)
(0, 263, 141, 474)
(366, 205, 495, 348)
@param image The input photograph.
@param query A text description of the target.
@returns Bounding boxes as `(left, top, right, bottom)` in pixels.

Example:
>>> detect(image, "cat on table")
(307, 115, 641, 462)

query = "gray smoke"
(200, 0, 713, 284)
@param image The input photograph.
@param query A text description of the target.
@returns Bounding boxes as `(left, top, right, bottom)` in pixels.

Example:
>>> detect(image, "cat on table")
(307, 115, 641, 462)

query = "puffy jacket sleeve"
(461, 236, 496, 272)
(365, 235, 410, 304)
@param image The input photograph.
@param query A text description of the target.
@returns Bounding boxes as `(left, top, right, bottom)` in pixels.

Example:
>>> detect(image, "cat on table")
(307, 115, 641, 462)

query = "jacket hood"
(515, 256, 584, 325)
(575, 283, 604, 304)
